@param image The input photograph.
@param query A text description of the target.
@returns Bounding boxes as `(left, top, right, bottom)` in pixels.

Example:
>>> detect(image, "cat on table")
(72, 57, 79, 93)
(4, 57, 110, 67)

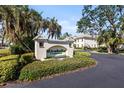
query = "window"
(39, 42, 44, 47)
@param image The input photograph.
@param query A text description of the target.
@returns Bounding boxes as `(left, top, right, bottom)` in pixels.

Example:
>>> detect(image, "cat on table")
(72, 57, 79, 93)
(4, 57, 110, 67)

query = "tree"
(0, 21, 5, 46)
(0, 6, 61, 52)
(47, 17, 62, 39)
(97, 30, 122, 53)
(77, 5, 124, 53)
(59, 32, 72, 40)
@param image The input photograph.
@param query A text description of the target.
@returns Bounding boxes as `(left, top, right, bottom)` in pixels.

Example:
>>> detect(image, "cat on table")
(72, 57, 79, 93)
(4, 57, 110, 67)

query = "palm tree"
(59, 32, 72, 40)
(47, 17, 62, 39)
(0, 6, 62, 52)
(0, 21, 5, 46)
(0, 6, 32, 51)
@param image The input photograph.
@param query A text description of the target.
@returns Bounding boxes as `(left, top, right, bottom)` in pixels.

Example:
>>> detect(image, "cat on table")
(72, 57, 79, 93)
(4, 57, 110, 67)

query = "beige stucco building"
(73, 34, 98, 48)
(34, 36, 74, 61)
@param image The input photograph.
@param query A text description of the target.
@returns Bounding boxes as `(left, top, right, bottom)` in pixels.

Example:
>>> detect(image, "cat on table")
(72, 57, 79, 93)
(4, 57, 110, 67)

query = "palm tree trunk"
(1, 31, 5, 47)
(14, 31, 32, 52)
(14, 9, 32, 52)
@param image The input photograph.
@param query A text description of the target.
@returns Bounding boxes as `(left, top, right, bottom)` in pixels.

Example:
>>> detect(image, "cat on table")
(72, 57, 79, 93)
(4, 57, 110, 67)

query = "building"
(34, 35, 74, 61)
(73, 34, 98, 48)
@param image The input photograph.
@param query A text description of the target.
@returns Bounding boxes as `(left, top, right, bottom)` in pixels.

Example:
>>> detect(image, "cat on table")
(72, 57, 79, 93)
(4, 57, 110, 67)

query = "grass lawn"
(0, 48, 11, 56)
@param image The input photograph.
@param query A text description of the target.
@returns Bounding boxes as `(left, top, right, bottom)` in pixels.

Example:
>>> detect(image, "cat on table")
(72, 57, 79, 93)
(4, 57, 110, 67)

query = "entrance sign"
(34, 36, 74, 61)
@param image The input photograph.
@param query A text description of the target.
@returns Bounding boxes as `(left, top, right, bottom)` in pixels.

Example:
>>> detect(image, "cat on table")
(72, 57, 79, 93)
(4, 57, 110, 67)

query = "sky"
(29, 5, 83, 36)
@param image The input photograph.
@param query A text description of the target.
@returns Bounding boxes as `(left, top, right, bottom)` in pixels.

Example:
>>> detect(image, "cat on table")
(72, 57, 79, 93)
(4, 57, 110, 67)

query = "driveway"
(4, 53, 124, 88)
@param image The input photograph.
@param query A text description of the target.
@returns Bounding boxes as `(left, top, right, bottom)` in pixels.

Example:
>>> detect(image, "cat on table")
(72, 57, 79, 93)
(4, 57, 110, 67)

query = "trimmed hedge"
(10, 45, 25, 54)
(0, 48, 11, 56)
(0, 60, 18, 83)
(0, 55, 19, 61)
(0, 53, 34, 83)
(19, 53, 34, 66)
(83, 47, 97, 51)
(97, 47, 107, 53)
(74, 52, 91, 58)
(118, 49, 124, 53)
(0, 54, 19, 83)
(19, 52, 96, 81)
(0, 52, 95, 82)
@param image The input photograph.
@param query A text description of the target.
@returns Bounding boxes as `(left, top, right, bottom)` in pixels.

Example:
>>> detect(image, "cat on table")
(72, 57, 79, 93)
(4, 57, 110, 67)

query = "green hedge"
(0, 53, 34, 83)
(0, 52, 95, 82)
(0, 54, 19, 83)
(0, 49, 11, 56)
(19, 53, 34, 66)
(0, 55, 19, 61)
(74, 52, 91, 58)
(118, 49, 124, 53)
(0, 60, 18, 83)
(97, 47, 107, 53)
(19, 52, 96, 81)
(10, 45, 26, 54)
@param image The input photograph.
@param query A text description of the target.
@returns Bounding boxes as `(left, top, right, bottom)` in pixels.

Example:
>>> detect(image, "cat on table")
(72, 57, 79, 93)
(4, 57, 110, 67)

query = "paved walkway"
(4, 53, 124, 88)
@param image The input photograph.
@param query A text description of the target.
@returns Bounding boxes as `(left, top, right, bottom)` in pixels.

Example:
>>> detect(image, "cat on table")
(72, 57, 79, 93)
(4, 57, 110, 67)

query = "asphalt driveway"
(5, 53, 124, 88)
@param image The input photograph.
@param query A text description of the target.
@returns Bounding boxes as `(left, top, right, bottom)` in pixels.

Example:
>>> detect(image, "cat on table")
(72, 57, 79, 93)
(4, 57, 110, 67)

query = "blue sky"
(29, 5, 83, 35)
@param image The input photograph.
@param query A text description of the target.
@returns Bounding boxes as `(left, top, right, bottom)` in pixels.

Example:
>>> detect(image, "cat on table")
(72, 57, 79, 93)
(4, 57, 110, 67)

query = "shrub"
(0, 48, 11, 56)
(0, 52, 35, 83)
(10, 45, 25, 54)
(19, 53, 34, 66)
(19, 52, 96, 81)
(0, 55, 19, 61)
(0, 53, 34, 83)
(0, 55, 20, 83)
(74, 52, 91, 58)
(97, 47, 107, 53)
(118, 48, 124, 53)
(0, 60, 18, 83)
(83, 47, 97, 51)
